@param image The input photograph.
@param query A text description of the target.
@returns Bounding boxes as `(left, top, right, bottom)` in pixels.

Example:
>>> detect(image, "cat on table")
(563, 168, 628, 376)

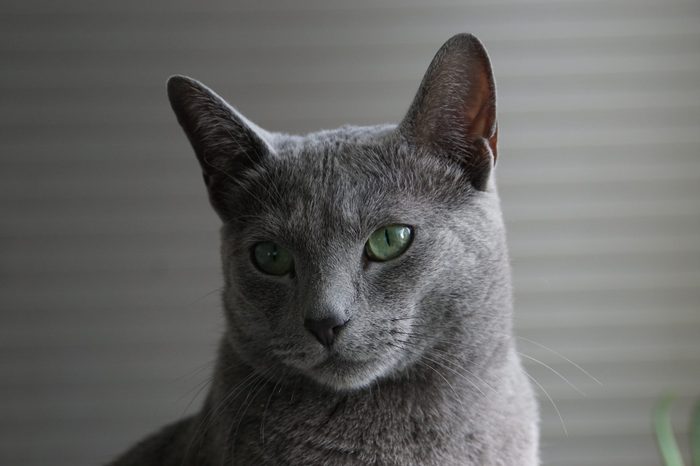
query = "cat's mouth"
(273, 340, 400, 391)
(301, 352, 394, 391)
(314, 353, 373, 371)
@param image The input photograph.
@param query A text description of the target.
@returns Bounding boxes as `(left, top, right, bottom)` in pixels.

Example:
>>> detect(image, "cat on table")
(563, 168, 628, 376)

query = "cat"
(109, 33, 539, 466)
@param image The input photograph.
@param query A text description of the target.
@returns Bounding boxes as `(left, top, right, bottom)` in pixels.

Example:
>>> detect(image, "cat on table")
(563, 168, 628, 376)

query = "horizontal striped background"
(1, 0, 699, 465)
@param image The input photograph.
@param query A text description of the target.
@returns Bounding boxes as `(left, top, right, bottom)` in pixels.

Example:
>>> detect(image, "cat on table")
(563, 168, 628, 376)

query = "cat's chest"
(218, 385, 480, 466)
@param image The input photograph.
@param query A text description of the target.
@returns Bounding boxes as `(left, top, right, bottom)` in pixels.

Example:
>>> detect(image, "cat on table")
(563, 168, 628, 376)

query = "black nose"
(304, 315, 348, 347)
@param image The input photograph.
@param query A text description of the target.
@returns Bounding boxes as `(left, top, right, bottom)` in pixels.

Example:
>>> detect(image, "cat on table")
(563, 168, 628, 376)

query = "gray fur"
(110, 33, 539, 466)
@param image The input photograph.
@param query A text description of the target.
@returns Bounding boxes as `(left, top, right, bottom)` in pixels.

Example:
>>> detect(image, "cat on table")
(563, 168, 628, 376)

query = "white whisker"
(523, 370, 568, 436)
(519, 352, 586, 397)
(517, 336, 602, 386)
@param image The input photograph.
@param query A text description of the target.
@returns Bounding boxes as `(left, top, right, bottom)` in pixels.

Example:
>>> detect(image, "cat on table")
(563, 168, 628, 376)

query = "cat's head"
(167, 34, 510, 391)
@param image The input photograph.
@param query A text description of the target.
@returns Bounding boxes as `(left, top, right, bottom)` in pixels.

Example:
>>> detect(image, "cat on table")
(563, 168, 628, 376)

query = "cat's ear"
(399, 33, 497, 191)
(167, 75, 273, 218)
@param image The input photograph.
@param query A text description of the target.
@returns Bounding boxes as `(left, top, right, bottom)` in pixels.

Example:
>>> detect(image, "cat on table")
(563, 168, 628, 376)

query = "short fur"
(110, 33, 539, 466)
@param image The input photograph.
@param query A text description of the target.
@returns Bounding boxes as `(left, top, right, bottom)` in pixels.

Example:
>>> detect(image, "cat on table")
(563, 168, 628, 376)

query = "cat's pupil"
(252, 241, 293, 276)
(365, 225, 413, 262)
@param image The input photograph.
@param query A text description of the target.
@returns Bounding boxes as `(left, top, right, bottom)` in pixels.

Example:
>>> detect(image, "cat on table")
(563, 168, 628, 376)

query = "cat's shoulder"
(107, 416, 199, 466)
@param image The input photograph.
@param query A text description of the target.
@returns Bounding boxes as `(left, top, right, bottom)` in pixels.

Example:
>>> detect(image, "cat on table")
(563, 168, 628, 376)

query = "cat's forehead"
(277, 129, 447, 201)
(246, 127, 469, 238)
(273, 125, 464, 192)
(269, 133, 401, 239)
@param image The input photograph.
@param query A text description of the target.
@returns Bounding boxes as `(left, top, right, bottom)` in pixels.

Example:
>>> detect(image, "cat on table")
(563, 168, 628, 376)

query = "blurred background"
(1, 0, 699, 465)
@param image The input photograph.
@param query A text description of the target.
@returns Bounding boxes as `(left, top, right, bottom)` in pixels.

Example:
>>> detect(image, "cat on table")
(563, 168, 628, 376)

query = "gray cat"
(110, 33, 539, 466)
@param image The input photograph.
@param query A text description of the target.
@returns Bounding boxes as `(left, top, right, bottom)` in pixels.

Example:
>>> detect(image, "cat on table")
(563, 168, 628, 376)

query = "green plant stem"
(654, 394, 685, 466)
(691, 400, 700, 466)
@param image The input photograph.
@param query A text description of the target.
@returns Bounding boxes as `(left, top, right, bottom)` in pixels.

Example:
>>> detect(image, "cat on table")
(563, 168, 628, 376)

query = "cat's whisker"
(388, 329, 532, 402)
(415, 359, 462, 405)
(518, 352, 586, 397)
(390, 329, 475, 344)
(426, 347, 501, 396)
(523, 370, 568, 436)
(185, 373, 258, 462)
(231, 213, 271, 223)
(177, 368, 216, 420)
(185, 287, 224, 307)
(517, 336, 602, 386)
(173, 358, 217, 384)
(260, 371, 285, 446)
(391, 321, 482, 333)
(289, 373, 301, 404)
(230, 368, 277, 454)
(225, 366, 277, 432)
(389, 329, 481, 354)
(383, 337, 489, 399)
(421, 353, 488, 398)
(182, 367, 268, 464)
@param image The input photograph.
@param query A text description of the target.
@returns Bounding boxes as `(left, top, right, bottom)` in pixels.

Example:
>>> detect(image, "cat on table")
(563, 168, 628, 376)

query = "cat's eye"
(365, 225, 414, 262)
(252, 242, 294, 276)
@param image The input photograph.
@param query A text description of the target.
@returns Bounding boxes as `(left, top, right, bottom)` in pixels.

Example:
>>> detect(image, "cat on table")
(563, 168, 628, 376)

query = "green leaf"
(653, 394, 685, 466)
(691, 399, 700, 466)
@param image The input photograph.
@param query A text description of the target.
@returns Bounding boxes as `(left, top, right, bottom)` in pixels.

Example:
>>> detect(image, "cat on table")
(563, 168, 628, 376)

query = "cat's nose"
(304, 315, 348, 347)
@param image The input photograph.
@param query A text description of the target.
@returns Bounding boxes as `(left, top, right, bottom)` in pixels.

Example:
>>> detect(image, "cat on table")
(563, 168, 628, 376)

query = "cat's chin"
(301, 354, 396, 392)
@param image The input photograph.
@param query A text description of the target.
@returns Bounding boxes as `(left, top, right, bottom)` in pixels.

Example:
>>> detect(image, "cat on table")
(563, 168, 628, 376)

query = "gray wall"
(1, 0, 699, 465)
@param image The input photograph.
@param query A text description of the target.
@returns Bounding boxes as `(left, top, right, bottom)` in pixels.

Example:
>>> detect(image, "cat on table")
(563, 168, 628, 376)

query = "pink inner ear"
(465, 101, 498, 163)
(462, 69, 498, 162)
(488, 125, 498, 163)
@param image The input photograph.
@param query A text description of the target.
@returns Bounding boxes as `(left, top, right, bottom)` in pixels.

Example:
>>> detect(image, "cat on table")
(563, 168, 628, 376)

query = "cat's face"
(217, 134, 505, 390)
(168, 34, 507, 391)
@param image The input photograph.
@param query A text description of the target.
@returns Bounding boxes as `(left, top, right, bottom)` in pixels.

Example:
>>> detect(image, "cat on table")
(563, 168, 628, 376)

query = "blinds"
(1, 1, 699, 464)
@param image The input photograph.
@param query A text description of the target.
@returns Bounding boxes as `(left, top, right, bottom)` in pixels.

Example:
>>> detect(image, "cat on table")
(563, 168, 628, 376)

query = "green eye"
(252, 242, 294, 276)
(365, 225, 414, 262)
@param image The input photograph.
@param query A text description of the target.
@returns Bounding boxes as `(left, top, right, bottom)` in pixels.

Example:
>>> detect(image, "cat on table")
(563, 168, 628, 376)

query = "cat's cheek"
(222, 271, 294, 337)
(364, 252, 425, 295)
